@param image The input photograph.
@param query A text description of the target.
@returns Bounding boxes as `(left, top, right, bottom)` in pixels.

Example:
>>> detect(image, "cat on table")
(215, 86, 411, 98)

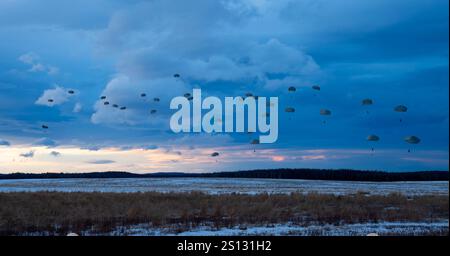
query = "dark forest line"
(0, 169, 448, 182)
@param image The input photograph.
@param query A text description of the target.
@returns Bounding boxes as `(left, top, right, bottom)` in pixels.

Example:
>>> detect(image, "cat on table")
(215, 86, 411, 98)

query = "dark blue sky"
(0, 0, 448, 173)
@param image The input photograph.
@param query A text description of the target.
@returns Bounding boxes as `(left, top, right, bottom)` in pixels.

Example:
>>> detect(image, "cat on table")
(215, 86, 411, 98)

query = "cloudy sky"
(0, 0, 448, 173)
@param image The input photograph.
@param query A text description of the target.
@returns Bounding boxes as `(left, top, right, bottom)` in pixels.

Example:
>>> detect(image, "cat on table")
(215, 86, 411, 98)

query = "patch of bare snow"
(0, 178, 448, 196)
(84, 220, 449, 236)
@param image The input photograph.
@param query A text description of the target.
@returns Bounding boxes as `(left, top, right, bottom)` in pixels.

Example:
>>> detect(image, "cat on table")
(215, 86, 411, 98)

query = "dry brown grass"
(0, 191, 448, 235)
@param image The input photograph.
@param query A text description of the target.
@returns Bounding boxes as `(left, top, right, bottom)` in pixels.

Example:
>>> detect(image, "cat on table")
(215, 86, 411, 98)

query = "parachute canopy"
(250, 139, 260, 145)
(288, 86, 296, 92)
(285, 107, 295, 113)
(100, 96, 106, 100)
(140, 93, 146, 97)
(211, 152, 219, 157)
(47, 99, 54, 103)
(404, 136, 421, 144)
(312, 85, 321, 91)
(150, 109, 157, 114)
(103, 101, 110, 105)
(362, 99, 373, 106)
(112, 104, 118, 108)
(320, 109, 332, 116)
(68, 90, 75, 94)
(154, 97, 160, 102)
(245, 92, 253, 97)
(120, 106, 127, 110)
(173, 73, 180, 78)
(394, 105, 408, 112)
(184, 93, 191, 98)
(42, 125, 48, 129)
(367, 135, 380, 142)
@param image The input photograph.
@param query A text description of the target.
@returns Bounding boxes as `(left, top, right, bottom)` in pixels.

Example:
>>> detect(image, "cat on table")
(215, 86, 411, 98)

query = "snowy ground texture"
(78, 221, 449, 236)
(0, 178, 448, 196)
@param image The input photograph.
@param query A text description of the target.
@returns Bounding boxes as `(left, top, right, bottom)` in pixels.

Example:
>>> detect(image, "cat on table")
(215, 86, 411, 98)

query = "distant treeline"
(198, 169, 449, 182)
(0, 169, 448, 182)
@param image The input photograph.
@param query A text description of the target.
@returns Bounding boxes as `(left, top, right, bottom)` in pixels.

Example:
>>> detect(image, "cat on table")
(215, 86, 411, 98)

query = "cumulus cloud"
(18, 52, 59, 75)
(251, 39, 319, 76)
(113, 35, 319, 85)
(157, 39, 319, 84)
(0, 139, 10, 146)
(91, 3, 320, 126)
(35, 86, 74, 107)
(97, 0, 252, 52)
(90, 75, 187, 125)
(86, 159, 115, 164)
(73, 102, 82, 113)
(18, 52, 39, 65)
(95, 1, 318, 84)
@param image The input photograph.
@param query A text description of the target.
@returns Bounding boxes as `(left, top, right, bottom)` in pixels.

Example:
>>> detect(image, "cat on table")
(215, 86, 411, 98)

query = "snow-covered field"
(0, 177, 447, 195)
(74, 221, 448, 236)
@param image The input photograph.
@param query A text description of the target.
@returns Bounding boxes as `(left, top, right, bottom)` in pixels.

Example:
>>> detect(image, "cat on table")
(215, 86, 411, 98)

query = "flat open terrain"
(0, 178, 448, 195)
(0, 191, 448, 236)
